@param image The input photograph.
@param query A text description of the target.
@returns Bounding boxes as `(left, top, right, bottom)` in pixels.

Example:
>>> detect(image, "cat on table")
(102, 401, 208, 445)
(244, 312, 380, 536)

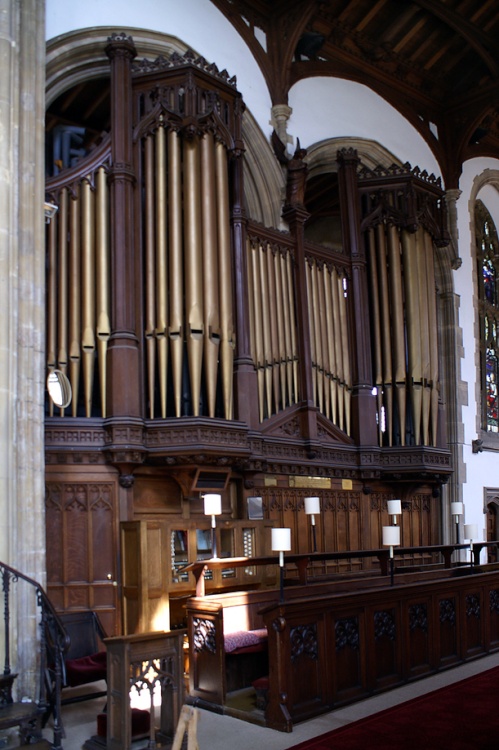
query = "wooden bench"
(185, 558, 462, 712)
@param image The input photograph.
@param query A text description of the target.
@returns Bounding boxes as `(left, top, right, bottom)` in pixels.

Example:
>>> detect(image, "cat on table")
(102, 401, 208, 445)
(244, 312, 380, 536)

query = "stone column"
(0, 0, 47, 697)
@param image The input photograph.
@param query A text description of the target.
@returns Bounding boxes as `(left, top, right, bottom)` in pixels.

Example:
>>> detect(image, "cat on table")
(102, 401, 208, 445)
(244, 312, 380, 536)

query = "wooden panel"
(404, 599, 431, 678)
(332, 611, 366, 704)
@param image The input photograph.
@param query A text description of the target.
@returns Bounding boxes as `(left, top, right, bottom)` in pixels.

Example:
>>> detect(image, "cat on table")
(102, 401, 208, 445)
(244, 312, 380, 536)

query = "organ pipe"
(144, 135, 156, 419)
(184, 136, 204, 417)
(215, 141, 234, 420)
(387, 225, 406, 446)
(81, 179, 95, 418)
(201, 132, 220, 418)
(69, 187, 80, 417)
(95, 167, 110, 418)
(47, 207, 57, 416)
(168, 129, 183, 418)
(155, 125, 168, 418)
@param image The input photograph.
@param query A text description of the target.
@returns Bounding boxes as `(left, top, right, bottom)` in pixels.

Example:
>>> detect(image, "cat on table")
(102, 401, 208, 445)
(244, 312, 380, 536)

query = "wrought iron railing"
(0, 560, 69, 749)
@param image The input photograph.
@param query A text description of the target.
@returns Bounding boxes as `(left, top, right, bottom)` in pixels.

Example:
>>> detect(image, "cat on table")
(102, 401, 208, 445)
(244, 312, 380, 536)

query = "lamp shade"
(271, 527, 291, 552)
(450, 502, 464, 516)
(382, 526, 401, 547)
(464, 523, 478, 540)
(387, 499, 402, 515)
(304, 496, 320, 515)
(204, 494, 222, 516)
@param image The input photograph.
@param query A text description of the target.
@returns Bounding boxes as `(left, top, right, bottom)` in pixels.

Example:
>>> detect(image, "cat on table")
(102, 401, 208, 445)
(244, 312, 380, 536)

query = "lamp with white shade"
(387, 499, 402, 525)
(304, 496, 320, 552)
(272, 527, 291, 602)
(204, 493, 222, 559)
(464, 523, 479, 567)
(450, 502, 464, 544)
(382, 525, 400, 585)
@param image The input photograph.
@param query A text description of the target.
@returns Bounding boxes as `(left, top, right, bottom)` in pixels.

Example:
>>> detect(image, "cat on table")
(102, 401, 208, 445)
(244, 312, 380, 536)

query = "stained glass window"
(476, 201, 499, 432)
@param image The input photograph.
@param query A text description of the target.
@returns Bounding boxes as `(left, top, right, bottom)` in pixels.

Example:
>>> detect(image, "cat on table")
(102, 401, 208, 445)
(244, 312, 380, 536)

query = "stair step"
(0, 702, 41, 732)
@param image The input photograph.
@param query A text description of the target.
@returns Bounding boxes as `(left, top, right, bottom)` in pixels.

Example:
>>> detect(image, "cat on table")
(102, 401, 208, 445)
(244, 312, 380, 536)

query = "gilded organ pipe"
(306, 259, 318, 408)
(281, 250, 294, 404)
(215, 141, 234, 420)
(266, 245, 281, 413)
(201, 132, 220, 418)
(375, 223, 394, 445)
(47, 207, 57, 416)
(258, 243, 273, 417)
(57, 188, 68, 385)
(144, 135, 156, 419)
(81, 179, 95, 418)
(168, 129, 184, 419)
(273, 246, 287, 410)
(416, 226, 432, 445)
(387, 225, 406, 446)
(317, 262, 331, 420)
(331, 267, 344, 432)
(250, 240, 265, 421)
(286, 252, 299, 402)
(401, 229, 422, 445)
(69, 188, 80, 417)
(155, 125, 168, 418)
(323, 263, 338, 425)
(367, 228, 384, 444)
(95, 167, 110, 418)
(184, 136, 204, 417)
(424, 229, 439, 446)
(312, 260, 325, 414)
(337, 272, 351, 436)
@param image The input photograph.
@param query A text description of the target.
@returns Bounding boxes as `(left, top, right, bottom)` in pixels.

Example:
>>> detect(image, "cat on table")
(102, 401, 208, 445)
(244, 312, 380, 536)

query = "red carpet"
(288, 665, 499, 750)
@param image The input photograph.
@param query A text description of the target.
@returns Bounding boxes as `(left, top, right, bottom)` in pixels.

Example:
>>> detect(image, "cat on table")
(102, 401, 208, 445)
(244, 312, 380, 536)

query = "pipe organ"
(44, 35, 452, 632)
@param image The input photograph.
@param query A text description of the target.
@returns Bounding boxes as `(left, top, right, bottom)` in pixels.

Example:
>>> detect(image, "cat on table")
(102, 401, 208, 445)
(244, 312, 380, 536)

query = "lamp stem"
(211, 515, 218, 559)
(311, 521, 317, 553)
(279, 550, 284, 602)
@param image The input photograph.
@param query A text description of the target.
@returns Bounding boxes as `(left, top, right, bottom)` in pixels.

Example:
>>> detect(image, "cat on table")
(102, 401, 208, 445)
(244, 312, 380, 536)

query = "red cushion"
(224, 628, 267, 653)
(65, 650, 107, 687)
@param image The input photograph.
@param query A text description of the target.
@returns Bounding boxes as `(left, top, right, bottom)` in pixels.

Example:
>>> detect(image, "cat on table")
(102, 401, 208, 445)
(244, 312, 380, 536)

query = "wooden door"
(45, 466, 120, 636)
(487, 503, 498, 563)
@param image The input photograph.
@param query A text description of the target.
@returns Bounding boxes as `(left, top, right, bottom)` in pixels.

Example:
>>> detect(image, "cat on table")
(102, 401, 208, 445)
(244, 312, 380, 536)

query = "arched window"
(476, 200, 499, 433)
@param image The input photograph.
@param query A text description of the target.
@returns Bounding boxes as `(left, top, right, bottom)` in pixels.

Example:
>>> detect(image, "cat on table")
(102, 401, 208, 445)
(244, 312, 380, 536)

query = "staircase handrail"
(0, 560, 68, 749)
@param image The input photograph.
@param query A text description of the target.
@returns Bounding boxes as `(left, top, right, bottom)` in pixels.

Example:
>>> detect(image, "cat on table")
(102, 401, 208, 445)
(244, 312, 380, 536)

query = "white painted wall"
(288, 77, 441, 179)
(455, 157, 499, 540)
(45, 0, 272, 137)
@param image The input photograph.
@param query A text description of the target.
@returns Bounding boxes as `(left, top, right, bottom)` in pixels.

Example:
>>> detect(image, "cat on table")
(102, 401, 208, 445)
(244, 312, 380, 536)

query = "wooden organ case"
(44, 33, 452, 635)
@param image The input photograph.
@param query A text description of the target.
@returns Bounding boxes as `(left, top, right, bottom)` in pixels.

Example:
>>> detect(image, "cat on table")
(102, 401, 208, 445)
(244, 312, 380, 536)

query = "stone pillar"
(0, 0, 47, 697)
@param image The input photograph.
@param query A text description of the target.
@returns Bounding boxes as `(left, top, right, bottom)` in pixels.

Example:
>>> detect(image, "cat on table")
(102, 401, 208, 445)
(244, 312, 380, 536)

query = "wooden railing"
(181, 541, 499, 596)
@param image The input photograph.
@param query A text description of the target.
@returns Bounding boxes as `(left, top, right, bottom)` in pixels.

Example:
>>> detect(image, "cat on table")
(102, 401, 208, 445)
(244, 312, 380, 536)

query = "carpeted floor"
(287, 665, 499, 750)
